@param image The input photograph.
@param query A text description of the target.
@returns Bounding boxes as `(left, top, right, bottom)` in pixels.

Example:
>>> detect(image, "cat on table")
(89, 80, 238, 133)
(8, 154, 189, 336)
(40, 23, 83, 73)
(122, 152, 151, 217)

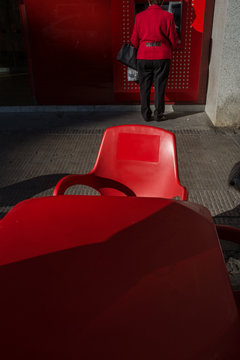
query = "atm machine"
(112, 0, 214, 104)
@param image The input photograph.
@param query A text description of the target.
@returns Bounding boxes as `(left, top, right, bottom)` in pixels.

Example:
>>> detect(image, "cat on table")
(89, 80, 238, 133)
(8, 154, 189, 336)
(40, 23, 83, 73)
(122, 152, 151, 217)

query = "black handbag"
(117, 44, 138, 70)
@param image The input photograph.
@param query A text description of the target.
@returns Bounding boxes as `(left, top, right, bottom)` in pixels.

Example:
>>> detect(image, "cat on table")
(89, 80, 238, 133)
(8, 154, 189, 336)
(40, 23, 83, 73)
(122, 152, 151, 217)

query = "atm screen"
(161, 5, 169, 12)
(134, 1, 182, 40)
(169, 2, 182, 39)
(134, 3, 148, 17)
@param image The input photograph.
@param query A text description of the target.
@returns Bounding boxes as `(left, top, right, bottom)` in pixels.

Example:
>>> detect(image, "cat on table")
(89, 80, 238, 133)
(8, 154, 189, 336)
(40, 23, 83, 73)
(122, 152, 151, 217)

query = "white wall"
(206, 0, 240, 127)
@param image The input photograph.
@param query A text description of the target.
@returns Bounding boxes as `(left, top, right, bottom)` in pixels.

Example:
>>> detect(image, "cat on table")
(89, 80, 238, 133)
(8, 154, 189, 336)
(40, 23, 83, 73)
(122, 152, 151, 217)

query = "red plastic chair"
(53, 125, 188, 200)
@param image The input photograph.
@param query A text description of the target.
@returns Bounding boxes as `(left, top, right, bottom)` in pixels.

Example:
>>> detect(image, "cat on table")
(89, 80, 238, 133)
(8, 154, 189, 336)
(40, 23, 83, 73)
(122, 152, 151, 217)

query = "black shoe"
(155, 114, 166, 122)
(142, 113, 152, 122)
(142, 110, 152, 122)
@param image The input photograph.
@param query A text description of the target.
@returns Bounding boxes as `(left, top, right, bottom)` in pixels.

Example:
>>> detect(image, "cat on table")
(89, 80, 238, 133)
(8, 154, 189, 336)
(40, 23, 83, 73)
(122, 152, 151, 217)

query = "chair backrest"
(91, 125, 187, 199)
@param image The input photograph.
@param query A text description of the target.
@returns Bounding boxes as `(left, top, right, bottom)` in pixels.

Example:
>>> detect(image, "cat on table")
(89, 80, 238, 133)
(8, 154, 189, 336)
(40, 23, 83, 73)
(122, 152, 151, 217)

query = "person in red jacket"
(131, 0, 179, 121)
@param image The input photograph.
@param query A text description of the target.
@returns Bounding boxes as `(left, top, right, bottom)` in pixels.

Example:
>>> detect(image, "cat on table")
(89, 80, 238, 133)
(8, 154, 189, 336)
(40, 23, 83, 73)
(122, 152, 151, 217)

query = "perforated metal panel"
(122, 0, 132, 92)
(168, 2, 192, 92)
(112, 0, 209, 103)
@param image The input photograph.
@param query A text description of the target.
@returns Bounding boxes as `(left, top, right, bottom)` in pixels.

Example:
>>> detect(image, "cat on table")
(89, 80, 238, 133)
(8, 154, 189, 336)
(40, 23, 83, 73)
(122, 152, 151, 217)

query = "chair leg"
(234, 290, 240, 313)
(216, 224, 240, 245)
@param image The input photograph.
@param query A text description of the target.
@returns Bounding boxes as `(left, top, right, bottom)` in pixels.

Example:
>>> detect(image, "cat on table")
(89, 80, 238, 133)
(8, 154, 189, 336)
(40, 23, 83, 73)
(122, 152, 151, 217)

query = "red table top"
(0, 195, 239, 359)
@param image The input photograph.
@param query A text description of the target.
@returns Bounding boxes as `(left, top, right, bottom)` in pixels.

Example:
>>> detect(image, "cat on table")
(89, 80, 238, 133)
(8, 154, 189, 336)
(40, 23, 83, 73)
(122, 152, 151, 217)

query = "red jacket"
(130, 5, 179, 60)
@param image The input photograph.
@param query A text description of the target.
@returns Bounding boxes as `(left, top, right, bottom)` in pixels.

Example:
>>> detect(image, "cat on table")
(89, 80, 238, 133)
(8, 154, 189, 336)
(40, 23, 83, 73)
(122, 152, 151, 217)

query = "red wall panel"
(21, 0, 114, 104)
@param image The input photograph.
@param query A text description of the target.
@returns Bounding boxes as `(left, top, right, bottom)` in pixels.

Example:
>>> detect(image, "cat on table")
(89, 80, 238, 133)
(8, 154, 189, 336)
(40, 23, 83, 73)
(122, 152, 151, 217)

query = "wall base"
(0, 105, 206, 113)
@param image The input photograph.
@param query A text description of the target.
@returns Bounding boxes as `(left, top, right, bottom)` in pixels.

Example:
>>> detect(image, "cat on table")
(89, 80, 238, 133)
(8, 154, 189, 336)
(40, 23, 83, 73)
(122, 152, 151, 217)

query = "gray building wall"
(206, 0, 240, 127)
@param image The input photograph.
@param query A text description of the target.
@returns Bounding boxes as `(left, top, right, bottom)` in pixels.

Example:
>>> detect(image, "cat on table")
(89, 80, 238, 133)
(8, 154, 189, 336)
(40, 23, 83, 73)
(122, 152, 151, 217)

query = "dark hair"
(149, 0, 164, 5)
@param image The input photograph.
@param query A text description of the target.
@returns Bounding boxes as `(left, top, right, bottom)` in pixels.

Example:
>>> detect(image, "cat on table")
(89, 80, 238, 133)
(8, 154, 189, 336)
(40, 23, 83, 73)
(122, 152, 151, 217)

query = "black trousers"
(137, 59, 171, 120)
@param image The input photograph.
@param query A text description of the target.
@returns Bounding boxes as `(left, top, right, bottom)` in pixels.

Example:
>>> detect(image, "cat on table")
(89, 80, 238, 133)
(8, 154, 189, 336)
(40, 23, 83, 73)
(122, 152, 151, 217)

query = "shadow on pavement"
(0, 173, 68, 207)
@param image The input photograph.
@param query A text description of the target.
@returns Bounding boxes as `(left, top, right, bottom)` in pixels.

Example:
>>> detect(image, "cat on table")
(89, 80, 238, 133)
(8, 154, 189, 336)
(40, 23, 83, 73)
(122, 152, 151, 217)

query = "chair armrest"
(53, 174, 97, 196)
(53, 174, 136, 196)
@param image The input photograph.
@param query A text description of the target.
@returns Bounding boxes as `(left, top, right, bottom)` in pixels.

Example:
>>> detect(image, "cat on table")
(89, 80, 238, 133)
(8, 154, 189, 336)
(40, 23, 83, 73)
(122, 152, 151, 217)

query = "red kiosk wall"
(19, 0, 214, 105)
(19, 0, 114, 105)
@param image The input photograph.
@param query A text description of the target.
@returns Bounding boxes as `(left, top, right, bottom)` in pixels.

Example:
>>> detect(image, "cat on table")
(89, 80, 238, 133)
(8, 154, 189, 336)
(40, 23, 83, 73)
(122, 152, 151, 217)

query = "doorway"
(0, 0, 32, 105)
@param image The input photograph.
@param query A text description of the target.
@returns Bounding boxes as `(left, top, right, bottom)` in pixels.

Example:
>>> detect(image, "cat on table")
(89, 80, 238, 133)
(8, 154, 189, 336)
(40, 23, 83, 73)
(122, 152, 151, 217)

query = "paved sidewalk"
(0, 109, 240, 260)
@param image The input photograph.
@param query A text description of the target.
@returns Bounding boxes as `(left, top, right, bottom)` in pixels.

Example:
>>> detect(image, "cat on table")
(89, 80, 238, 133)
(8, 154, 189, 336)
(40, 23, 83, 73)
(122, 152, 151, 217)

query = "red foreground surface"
(0, 195, 239, 359)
